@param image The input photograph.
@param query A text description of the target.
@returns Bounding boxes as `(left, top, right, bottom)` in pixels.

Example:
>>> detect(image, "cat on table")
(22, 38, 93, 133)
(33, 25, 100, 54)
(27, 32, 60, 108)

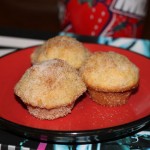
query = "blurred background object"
(0, 0, 61, 33)
(59, 0, 150, 38)
(143, 0, 150, 39)
(0, 0, 149, 38)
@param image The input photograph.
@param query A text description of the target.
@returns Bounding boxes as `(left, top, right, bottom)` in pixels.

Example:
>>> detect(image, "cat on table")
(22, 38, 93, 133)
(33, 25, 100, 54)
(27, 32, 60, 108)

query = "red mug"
(58, 0, 148, 38)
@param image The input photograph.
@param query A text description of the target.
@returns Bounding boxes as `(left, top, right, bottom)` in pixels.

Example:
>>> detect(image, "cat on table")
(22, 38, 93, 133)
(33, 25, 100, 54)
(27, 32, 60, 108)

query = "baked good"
(14, 59, 86, 120)
(79, 51, 139, 106)
(31, 35, 90, 69)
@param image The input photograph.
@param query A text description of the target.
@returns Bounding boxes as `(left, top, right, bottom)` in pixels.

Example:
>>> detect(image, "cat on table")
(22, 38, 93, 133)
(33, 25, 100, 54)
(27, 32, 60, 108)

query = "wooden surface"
(0, 0, 149, 39)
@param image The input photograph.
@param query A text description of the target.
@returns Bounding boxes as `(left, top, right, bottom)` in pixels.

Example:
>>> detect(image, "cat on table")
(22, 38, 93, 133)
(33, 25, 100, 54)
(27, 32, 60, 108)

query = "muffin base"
(27, 103, 74, 120)
(88, 89, 131, 106)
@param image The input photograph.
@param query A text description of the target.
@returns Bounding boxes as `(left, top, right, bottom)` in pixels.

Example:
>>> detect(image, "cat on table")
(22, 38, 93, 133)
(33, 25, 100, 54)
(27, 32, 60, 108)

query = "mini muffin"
(80, 51, 139, 106)
(31, 35, 90, 69)
(14, 59, 86, 120)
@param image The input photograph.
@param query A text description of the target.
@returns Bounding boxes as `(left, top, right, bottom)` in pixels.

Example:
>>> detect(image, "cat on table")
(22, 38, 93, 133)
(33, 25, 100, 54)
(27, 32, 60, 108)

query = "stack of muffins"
(14, 35, 139, 120)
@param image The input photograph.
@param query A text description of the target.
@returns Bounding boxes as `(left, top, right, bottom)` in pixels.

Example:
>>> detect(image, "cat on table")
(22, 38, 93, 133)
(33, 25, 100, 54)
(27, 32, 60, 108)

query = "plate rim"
(0, 115, 150, 143)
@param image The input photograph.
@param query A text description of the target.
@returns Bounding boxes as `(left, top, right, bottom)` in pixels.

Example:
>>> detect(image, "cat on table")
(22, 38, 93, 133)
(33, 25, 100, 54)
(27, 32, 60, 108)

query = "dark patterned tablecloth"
(0, 126, 150, 150)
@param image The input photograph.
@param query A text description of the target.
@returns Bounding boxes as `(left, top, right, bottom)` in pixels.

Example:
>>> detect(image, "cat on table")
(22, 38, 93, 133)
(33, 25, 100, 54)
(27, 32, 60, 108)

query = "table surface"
(0, 31, 150, 150)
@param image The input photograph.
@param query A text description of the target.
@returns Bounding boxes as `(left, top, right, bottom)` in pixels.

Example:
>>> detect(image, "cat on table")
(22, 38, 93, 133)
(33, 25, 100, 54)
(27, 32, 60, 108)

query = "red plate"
(0, 43, 150, 143)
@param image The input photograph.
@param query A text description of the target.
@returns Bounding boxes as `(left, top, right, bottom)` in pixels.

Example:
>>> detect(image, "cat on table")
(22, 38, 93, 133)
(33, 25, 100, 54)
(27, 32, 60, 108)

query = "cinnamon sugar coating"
(31, 36, 90, 69)
(28, 103, 74, 120)
(14, 59, 86, 119)
(80, 51, 139, 92)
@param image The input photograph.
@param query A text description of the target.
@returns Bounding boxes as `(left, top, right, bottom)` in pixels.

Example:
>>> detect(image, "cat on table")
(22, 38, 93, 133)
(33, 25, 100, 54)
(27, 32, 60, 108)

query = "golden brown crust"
(14, 59, 87, 109)
(80, 51, 139, 92)
(31, 36, 91, 69)
(88, 88, 131, 106)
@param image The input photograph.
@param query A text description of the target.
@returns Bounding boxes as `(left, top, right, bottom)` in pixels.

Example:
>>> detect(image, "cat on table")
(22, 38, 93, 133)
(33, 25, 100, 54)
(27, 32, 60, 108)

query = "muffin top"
(14, 59, 86, 109)
(80, 51, 139, 92)
(31, 36, 90, 69)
